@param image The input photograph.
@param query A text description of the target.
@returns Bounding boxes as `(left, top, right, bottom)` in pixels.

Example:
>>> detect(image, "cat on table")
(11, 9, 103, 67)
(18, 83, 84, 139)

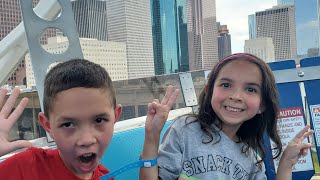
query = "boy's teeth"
(83, 153, 93, 157)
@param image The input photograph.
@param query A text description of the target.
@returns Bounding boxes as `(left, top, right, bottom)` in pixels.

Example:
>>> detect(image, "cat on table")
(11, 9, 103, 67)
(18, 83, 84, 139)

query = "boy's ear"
(114, 104, 122, 124)
(38, 112, 54, 138)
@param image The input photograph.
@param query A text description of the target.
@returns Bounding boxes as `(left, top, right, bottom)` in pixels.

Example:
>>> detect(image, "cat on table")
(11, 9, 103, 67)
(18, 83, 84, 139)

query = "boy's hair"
(196, 53, 282, 164)
(43, 59, 116, 118)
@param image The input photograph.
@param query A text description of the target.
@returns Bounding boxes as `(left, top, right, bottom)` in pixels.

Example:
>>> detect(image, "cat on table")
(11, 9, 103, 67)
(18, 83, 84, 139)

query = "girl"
(140, 53, 314, 180)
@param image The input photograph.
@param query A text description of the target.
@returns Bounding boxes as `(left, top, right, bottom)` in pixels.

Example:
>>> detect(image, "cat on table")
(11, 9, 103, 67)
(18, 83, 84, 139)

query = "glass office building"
(294, 0, 319, 58)
(176, 0, 189, 72)
(151, 0, 179, 75)
(248, 14, 256, 39)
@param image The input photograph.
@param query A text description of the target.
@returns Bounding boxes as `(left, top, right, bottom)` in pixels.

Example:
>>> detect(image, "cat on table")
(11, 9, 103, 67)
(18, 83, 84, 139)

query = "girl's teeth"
(226, 106, 241, 112)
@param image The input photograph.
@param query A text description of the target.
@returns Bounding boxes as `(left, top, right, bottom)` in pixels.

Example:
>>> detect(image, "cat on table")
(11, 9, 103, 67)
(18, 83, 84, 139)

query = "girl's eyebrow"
(247, 82, 261, 88)
(217, 77, 232, 82)
(218, 77, 261, 88)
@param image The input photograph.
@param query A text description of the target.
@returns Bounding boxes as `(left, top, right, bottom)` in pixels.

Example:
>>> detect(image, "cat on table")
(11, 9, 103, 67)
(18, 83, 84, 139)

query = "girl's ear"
(258, 105, 265, 114)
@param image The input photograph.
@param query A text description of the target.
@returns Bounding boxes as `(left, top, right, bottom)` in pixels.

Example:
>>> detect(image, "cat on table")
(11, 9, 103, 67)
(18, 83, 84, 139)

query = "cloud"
(297, 20, 318, 30)
(216, 0, 277, 53)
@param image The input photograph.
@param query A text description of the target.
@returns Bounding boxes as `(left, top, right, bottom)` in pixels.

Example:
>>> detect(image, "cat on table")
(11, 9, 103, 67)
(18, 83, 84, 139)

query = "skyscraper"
(248, 14, 256, 39)
(277, 0, 294, 6)
(106, 0, 154, 79)
(244, 37, 275, 63)
(256, 6, 297, 61)
(0, 0, 55, 86)
(71, 0, 108, 41)
(151, 0, 179, 75)
(176, 0, 189, 72)
(187, 0, 219, 71)
(294, 0, 319, 58)
(26, 36, 128, 88)
(217, 22, 231, 60)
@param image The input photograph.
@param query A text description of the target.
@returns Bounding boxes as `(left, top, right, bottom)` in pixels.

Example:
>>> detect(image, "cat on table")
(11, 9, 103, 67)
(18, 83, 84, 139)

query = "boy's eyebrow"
(94, 113, 111, 119)
(56, 113, 111, 122)
(56, 116, 76, 122)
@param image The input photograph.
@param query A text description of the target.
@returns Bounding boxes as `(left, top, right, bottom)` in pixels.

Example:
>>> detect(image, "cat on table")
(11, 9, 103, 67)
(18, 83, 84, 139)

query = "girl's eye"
(61, 122, 73, 128)
(95, 118, 107, 124)
(221, 83, 230, 88)
(246, 87, 257, 93)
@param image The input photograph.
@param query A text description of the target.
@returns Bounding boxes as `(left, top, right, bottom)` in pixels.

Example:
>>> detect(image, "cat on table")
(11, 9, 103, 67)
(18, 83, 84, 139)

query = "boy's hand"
(0, 88, 32, 157)
(280, 125, 314, 169)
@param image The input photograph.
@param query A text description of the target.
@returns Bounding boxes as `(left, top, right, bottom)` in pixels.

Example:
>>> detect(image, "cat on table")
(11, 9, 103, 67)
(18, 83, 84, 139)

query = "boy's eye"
(61, 122, 73, 128)
(95, 118, 107, 124)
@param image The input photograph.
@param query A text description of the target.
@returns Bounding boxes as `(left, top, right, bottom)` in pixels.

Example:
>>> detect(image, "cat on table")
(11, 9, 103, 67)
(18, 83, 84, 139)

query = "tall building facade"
(26, 36, 128, 88)
(176, 0, 189, 72)
(248, 14, 256, 39)
(106, 0, 154, 79)
(151, 0, 179, 75)
(217, 22, 231, 60)
(244, 37, 275, 63)
(187, 0, 219, 71)
(277, 0, 294, 5)
(0, 0, 55, 86)
(71, 0, 108, 41)
(294, 0, 319, 59)
(256, 6, 297, 61)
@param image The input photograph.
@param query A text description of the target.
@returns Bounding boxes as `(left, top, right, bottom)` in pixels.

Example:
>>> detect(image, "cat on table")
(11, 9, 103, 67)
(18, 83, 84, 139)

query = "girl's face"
(211, 59, 264, 136)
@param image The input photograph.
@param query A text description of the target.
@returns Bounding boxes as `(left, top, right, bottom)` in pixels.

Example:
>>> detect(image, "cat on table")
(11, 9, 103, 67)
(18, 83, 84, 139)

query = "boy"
(0, 59, 179, 180)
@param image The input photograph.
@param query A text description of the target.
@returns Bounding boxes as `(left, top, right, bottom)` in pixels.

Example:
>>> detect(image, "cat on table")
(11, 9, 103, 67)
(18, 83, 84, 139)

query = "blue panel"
(264, 60, 314, 179)
(300, 57, 320, 67)
(301, 57, 320, 166)
(100, 121, 172, 179)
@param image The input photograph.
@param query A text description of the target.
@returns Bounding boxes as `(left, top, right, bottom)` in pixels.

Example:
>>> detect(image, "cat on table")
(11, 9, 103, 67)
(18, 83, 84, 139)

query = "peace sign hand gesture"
(276, 125, 314, 180)
(145, 85, 180, 142)
(0, 88, 32, 157)
(280, 125, 314, 168)
(142, 85, 179, 159)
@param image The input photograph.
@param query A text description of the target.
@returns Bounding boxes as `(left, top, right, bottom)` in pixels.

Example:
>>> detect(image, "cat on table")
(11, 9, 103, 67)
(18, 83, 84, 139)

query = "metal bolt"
(297, 71, 304, 77)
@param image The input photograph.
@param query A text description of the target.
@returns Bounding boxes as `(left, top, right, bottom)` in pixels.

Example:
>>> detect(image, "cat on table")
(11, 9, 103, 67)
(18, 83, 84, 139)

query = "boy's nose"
(76, 130, 97, 147)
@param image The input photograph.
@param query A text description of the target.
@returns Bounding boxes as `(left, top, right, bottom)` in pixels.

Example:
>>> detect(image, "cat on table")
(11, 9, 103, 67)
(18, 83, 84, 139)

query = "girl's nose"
(229, 89, 243, 101)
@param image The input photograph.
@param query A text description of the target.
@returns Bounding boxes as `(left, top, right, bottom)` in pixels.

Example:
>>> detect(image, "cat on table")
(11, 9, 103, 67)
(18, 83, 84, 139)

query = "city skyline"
(216, 0, 277, 53)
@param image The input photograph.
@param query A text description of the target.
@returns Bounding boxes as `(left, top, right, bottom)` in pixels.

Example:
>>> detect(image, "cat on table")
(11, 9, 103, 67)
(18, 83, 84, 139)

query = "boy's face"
(39, 87, 122, 179)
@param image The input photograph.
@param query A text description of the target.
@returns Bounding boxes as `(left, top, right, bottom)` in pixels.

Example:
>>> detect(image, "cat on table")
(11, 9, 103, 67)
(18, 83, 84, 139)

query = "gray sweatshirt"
(158, 116, 267, 180)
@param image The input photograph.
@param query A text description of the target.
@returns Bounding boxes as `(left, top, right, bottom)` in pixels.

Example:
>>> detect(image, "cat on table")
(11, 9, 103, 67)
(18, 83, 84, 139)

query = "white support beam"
(0, 0, 61, 85)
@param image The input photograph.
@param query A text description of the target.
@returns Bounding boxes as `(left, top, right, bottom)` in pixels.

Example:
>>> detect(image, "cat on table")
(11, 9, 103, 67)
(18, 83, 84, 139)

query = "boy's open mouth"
(79, 153, 97, 164)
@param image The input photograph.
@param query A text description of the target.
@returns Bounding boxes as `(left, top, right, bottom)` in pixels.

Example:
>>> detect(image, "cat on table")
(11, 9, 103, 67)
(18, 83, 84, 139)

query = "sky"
(216, 0, 277, 53)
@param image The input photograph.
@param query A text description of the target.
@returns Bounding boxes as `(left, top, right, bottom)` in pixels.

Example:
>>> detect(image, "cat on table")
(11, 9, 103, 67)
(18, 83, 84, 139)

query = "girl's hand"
(0, 88, 32, 157)
(280, 125, 314, 169)
(145, 85, 180, 143)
